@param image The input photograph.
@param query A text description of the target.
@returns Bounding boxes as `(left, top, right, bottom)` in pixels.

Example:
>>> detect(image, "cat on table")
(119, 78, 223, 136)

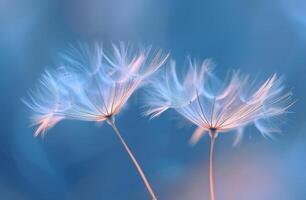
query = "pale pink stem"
(209, 131, 217, 200)
(108, 119, 157, 200)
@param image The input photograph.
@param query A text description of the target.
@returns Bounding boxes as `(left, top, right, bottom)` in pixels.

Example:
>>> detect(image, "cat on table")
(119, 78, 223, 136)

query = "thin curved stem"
(108, 119, 157, 200)
(209, 131, 217, 200)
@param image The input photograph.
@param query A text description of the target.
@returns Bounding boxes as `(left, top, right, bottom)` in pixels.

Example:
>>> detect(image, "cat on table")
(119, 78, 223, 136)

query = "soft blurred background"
(0, 0, 305, 199)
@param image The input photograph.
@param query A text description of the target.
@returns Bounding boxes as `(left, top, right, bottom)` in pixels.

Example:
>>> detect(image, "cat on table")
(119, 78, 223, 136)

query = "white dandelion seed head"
(60, 42, 169, 122)
(178, 71, 292, 143)
(144, 59, 292, 144)
(24, 42, 169, 136)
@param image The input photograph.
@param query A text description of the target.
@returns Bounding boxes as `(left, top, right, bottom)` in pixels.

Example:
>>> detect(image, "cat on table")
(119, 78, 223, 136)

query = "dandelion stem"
(209, 131, 217, 200)
(108, 119, 157, 200)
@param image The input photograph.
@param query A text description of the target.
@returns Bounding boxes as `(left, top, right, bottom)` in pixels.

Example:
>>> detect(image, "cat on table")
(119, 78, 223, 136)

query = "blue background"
(0, 0, 305, 199)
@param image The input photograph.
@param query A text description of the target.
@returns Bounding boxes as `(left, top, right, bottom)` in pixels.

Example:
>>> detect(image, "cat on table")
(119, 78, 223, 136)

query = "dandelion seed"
(145, 60, 292, 200)
(22, 70, 71, 136)
(144, 59, 211, 118)
(24, 43, 169, 200)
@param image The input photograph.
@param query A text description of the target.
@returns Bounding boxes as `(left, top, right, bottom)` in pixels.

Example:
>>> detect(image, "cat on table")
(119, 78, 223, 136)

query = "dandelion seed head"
(62, 43, 169, 122)
(24, 43, 169, 135)
(145, 61, 293, 144)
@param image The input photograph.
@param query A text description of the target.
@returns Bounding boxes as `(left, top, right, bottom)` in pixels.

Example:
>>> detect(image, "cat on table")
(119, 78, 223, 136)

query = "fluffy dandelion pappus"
(145, 60, 293, 200)
(24, 43, 169, 200)
(22, 70, 72, 136)
(144, 58, 211, 118)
